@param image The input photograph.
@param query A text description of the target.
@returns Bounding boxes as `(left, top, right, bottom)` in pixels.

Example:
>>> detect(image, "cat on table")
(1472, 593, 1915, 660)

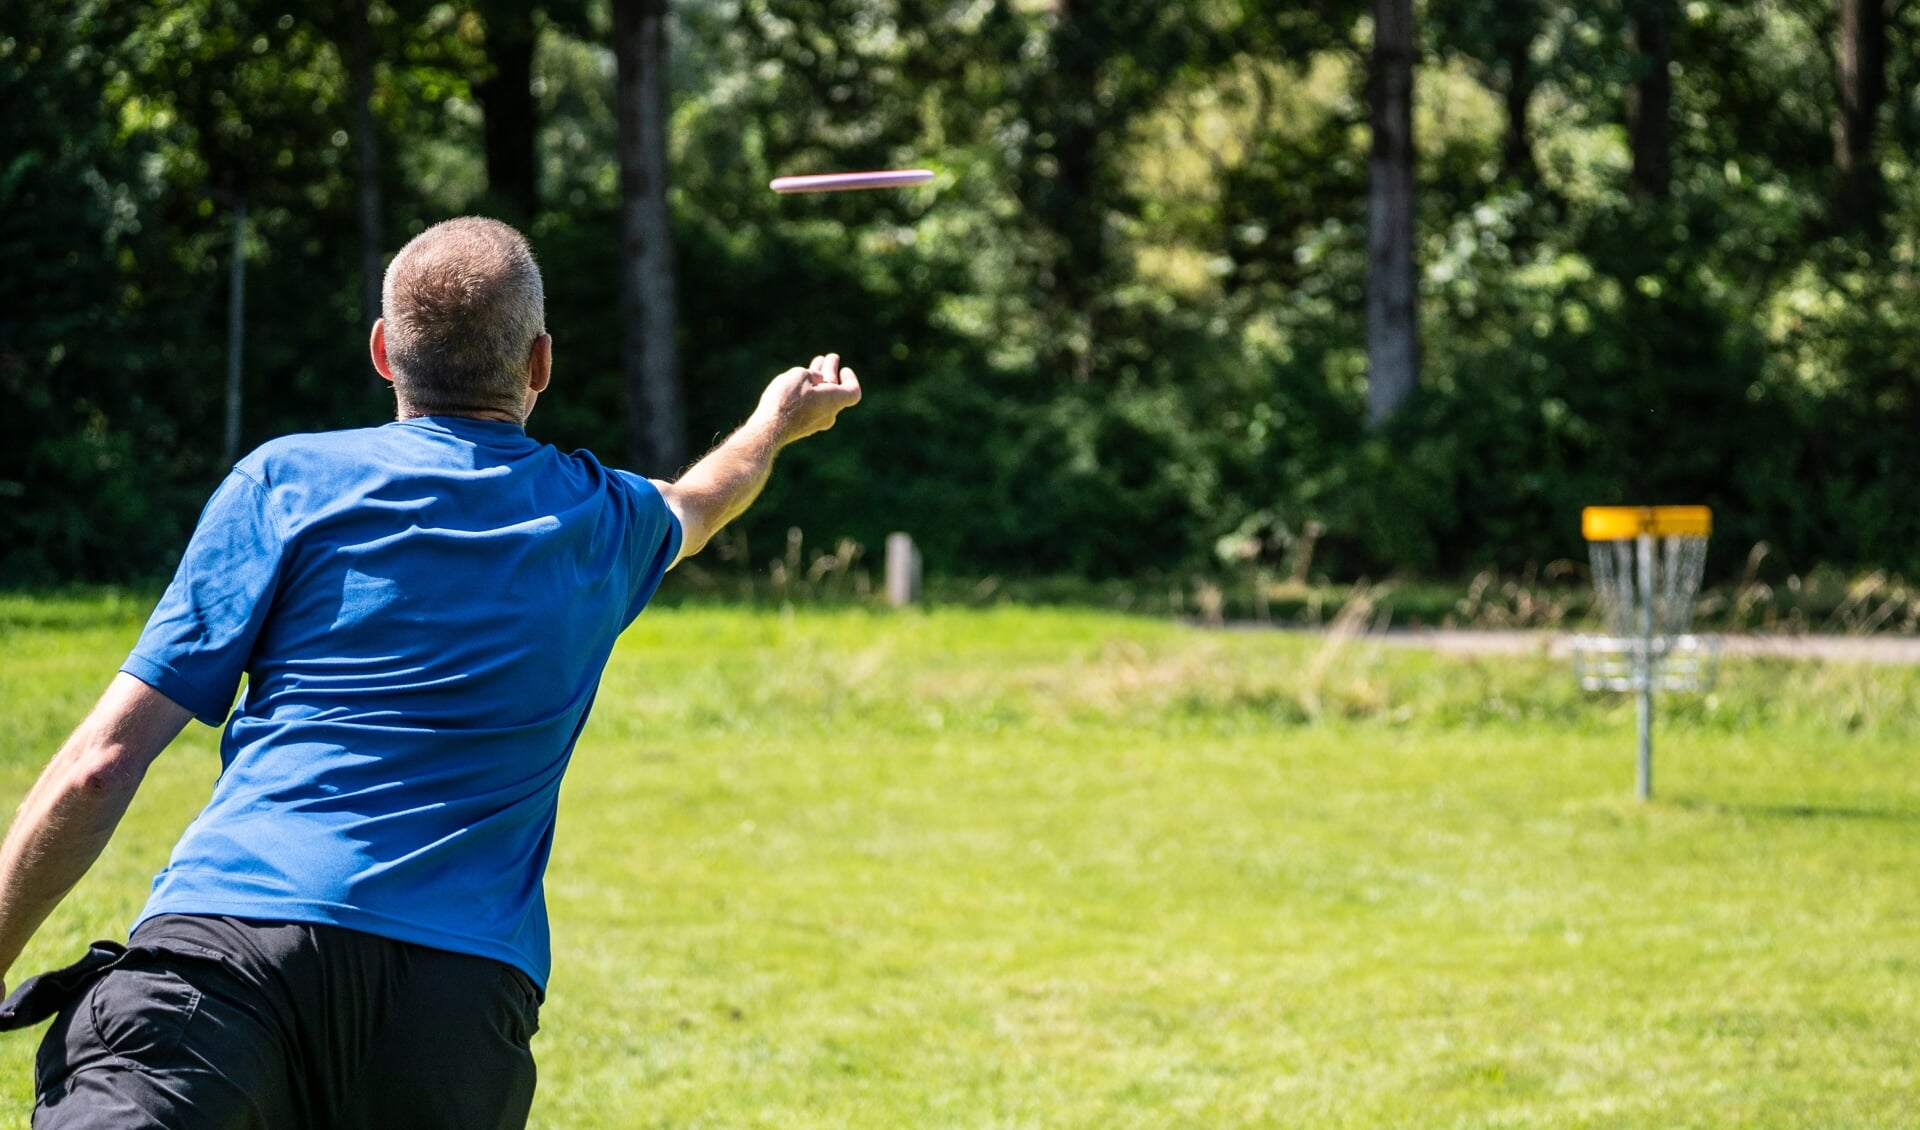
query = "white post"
(885, 533, 921, 608)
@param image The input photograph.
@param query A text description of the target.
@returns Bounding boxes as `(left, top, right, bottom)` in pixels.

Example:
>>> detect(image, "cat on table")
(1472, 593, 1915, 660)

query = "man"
(0, 216, 860, 1127)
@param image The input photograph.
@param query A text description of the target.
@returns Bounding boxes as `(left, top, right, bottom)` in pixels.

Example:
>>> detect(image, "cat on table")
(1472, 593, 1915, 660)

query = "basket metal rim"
(1581, 505, 1713, 540)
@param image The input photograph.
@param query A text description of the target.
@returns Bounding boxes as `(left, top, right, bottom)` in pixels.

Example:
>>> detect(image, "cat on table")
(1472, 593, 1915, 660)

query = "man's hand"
(655, 353, 864, 566)
(754, 353, 863, 448)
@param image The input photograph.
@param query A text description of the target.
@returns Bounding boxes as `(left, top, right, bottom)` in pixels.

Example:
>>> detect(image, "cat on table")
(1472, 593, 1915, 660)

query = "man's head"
(374, 217, 550, 422)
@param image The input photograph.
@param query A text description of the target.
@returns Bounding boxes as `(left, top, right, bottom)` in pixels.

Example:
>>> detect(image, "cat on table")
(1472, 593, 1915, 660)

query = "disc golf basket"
(1571, 506, 1719, 800)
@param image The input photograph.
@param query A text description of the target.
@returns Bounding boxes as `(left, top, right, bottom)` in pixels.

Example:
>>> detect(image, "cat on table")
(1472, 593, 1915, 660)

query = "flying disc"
(770, 169, 935, 194)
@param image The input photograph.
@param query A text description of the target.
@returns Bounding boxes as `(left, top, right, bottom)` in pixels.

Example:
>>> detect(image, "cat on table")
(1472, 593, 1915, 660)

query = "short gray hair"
(382, 217, 545, 415)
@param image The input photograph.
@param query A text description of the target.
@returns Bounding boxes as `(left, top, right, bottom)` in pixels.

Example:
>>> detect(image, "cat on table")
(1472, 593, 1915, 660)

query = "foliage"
(4, 1, 1920, 589)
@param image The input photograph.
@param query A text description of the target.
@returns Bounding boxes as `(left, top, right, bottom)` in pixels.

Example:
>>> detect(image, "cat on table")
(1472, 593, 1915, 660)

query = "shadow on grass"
(1671, 797, 1920, 824)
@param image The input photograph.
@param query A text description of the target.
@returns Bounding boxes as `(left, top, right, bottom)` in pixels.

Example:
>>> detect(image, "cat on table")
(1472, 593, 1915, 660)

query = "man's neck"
(395, 405, 526, 426)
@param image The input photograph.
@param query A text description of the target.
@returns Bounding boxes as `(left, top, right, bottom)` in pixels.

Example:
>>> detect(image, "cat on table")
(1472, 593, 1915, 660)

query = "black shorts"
(5, 914, 542, 1130)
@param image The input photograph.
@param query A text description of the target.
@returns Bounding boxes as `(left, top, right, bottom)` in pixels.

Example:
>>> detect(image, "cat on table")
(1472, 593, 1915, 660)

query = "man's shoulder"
(548, 445, 659, 497)
(235, 425, 396, 479)
(228, 425, 662, 515)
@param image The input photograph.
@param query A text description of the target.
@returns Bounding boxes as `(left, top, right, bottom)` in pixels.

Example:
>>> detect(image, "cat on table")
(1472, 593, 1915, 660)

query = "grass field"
(2, 592, 1917, 1128)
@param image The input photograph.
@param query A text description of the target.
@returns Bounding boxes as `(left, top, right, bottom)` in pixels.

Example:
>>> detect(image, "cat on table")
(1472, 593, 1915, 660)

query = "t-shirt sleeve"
(613, 470, 683, 623)
(121, 469, 288, 727)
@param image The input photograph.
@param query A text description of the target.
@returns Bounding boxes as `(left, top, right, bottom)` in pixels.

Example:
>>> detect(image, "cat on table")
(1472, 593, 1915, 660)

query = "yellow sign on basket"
(1581, 506, 1712, 542)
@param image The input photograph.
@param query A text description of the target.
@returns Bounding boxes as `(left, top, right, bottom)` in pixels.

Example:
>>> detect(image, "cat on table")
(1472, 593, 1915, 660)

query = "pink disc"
(770, 169, 936, 194)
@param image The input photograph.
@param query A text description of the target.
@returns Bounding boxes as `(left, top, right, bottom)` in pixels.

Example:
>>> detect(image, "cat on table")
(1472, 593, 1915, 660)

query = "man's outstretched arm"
(0, 674, 191, 994)
(655, 352, 862, 565)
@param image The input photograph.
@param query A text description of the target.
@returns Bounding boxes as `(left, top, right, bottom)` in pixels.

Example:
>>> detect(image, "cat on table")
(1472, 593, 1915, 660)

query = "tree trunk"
(1833, 0, 1887, 233)
(1499, 28, 1535, 185)
(347, 0, 384, 392)
(613, 0, 684, 475)
(1367, 0, 1419, 428)
(476, 4, 539, 222)
(224, 200, 247, 467)
(1043, 0, 1101, 382)
(1626, 0, 1673, 201)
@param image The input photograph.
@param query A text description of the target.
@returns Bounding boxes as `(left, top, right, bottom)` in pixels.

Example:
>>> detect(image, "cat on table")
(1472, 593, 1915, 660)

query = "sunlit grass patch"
(1, 598, 1916, 1128)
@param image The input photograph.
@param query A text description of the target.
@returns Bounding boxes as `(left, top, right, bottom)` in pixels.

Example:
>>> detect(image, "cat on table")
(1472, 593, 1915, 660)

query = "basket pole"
(1635, 531, 1655, 800)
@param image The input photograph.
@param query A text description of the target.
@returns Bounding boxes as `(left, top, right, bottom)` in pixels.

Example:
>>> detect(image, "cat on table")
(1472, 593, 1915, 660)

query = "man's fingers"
(767, 355, 859, 442)
(807, 370, 859, 407)
(814, 369, 858, 412)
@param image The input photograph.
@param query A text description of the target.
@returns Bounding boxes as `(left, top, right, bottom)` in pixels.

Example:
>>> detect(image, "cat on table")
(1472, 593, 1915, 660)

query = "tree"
(475, 1, 540, 222)
(1832, 0, 1889, 234)
(613, 0, 684, 475)
(1625, 0, 1675, 200)
(345, 0, 385, 370)
(1366, 0, 1419, 427)
(1035, 0, 1106, 383)
(1429, 0, 1546, 186)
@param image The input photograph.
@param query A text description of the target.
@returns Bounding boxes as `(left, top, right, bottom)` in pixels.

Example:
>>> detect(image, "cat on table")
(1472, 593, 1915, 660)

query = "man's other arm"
(654, 353, 862, 565)
(0, 675, 191, 993)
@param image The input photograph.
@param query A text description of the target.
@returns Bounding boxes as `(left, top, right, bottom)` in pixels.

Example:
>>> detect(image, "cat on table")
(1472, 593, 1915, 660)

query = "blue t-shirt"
(121, 416, 681, 988)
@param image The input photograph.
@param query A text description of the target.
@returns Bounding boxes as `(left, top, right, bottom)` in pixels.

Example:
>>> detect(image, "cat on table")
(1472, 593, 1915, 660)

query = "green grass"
(2, 593, 1917, 1127)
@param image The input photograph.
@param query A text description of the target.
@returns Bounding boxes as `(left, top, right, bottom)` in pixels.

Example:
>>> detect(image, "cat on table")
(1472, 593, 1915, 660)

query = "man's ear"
(370, 319, 396, 384)
(529, 333, 552, 394)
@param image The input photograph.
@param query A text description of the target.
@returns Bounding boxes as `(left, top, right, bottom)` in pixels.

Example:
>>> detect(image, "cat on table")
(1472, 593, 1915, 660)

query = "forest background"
(5, 0, 1919, 594)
